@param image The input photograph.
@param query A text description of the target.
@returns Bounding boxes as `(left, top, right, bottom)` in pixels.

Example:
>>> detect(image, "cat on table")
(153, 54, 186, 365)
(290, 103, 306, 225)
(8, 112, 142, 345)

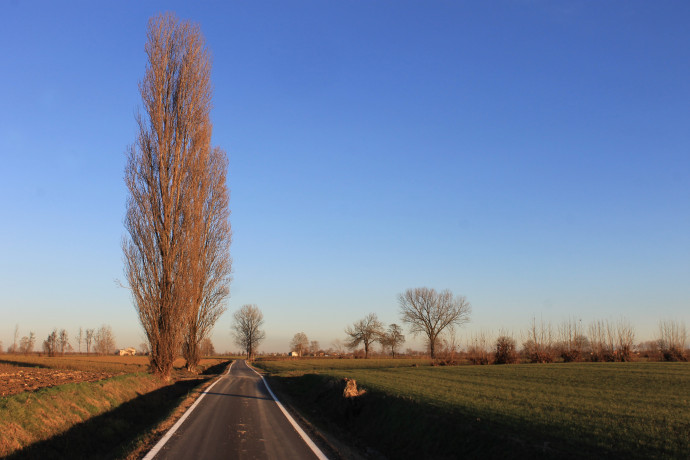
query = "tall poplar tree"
(123, 13, 231, 379)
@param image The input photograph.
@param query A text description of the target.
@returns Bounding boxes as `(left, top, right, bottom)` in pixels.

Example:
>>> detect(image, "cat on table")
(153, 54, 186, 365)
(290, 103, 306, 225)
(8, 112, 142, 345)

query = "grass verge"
(1, 361, 231, 459)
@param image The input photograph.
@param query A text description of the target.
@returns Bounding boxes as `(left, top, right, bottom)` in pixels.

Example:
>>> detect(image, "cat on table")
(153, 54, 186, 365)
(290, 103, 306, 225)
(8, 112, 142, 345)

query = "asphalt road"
(150, 360, 325, 460)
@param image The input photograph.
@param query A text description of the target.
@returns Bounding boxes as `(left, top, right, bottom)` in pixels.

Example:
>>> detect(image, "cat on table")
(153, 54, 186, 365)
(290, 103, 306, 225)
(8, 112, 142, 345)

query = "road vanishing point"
(146, 359, 327, 460)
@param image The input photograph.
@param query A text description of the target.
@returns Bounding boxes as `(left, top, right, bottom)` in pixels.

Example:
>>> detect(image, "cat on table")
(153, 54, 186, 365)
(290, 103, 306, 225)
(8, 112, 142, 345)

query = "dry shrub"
(466, 331, 493, 365)
(616, 319, 636, 362)
(588, 319, 636, 362)
(523, 317, 555, 363)
(343, 378, 366, 398)
(494, 335, 519, 364)
(657, 320, 688, 362)
(556, 318, 587, 362)
(431, 358, 458, 366)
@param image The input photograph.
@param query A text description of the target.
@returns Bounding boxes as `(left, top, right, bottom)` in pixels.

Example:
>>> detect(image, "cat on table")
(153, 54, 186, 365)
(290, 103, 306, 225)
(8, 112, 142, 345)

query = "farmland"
(255, 359, 690, 459)
(0, 354, 230, 458)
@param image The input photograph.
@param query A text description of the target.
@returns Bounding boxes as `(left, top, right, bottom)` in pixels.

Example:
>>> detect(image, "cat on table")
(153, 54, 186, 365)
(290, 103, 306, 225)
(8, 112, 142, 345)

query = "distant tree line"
(41, 325, 116, 357)
(280, 286, 687, 365)
(460, 318, 688, 365)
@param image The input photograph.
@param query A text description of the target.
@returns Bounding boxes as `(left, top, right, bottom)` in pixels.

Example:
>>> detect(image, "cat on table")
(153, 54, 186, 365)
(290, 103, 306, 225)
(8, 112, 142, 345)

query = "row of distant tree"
(460, 318, 688, 364)
(219, 314, 689, 361)
(1, 325, 218, 359)
(281, 286, 687, 364)
(285, 287, 470, 359)
(1, 325, 116, 356)
(280, 316, 687, 364)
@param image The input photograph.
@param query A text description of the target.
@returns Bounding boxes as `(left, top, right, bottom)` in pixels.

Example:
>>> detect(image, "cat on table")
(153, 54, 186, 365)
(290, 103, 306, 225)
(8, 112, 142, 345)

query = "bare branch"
(231, 305, 265, 359)
(398, 287, 471, 359)
(345, 313, 384, 358)
(122, 13, 230, 379)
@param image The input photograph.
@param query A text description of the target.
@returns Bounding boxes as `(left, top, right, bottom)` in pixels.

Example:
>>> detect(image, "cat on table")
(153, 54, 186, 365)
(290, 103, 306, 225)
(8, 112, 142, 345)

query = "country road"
(147, 360, 327, 460)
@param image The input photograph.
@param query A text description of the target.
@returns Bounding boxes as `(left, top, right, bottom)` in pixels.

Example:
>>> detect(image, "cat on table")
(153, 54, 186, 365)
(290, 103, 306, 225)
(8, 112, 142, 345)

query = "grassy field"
(255, 359, 690, 459)
(254, 357, 432, 374)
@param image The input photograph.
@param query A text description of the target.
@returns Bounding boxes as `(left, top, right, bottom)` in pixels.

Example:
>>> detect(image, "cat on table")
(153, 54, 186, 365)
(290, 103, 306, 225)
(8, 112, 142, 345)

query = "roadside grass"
(1, 373, 161, 457)
(255, 360, 690, 459)
(1, 358, 232, 458)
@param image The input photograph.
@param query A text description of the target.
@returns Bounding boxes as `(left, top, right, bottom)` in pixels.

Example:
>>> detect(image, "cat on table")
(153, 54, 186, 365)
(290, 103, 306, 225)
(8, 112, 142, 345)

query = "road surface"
(149, 360, 325, 460)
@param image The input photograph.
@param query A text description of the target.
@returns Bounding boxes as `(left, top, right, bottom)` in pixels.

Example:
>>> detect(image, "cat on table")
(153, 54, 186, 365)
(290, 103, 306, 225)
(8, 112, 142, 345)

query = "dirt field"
(0, 355, 228, 397)
(0, 362, 119, 397)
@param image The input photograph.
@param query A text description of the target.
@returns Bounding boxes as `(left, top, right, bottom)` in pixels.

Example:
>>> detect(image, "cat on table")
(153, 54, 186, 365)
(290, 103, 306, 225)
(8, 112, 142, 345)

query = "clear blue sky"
(1, 1, 688, 353)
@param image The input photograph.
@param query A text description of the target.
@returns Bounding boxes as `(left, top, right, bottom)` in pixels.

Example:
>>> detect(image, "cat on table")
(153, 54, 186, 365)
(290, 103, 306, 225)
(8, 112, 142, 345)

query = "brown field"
(0, 354, 224, 397)
(0, 363, 118, 397)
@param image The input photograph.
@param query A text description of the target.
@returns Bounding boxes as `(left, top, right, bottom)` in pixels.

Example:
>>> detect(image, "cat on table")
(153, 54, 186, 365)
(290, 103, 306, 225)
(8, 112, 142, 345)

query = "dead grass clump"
(431, 358, 460, 366)
(342, 378, 366, 398)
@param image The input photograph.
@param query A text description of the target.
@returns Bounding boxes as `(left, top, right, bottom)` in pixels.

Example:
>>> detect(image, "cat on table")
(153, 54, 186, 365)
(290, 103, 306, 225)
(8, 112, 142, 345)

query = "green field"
(255, 359, 690, 459)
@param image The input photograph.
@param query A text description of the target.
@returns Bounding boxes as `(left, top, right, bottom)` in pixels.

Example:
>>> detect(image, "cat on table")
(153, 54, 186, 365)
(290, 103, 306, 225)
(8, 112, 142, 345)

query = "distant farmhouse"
(117, 347, 137, 356)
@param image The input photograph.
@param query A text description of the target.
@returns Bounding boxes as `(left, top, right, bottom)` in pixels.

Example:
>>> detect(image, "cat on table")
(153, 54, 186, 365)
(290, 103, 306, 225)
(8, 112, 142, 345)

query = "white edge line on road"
(247, 362, 330, 460)
(142, 360, 234, 460)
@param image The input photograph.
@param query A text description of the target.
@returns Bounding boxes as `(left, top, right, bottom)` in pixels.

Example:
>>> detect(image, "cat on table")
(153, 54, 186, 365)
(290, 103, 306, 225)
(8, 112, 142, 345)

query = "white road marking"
(246, 361, 329, 460)
(143, 361, 234, 460)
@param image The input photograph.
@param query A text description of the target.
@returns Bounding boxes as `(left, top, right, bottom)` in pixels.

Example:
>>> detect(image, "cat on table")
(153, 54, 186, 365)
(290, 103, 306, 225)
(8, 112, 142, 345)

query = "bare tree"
(43, 329, 58, 357)
(19, 332, 35, 355)
(27, 332, 35, 354)
(309, 340, 321, 356)
(439, 325, 460, 362)
(330, 338, 344, 356)
(12, 324, 19, 354)
(381, 324, 406, 357)
(657, 320, 687, 361)
(139, 341, 150, 355)
(58, 329, 70, 355)
(290, 332, 309, 356)
(616, 318, 635, 362)
(556, 318, 586, 362)
(123, 13, 230, 380)
(345, 313, 384, 358)
(398, 287, 471, 359)
(182, 144, 231, 372)
(85, 329, 95, 355)
(232, 305, 265, 359)
(523, 317, 554, 363)
(94, 325, 116, 355)
(466, 330, 492, 365)
(200, 337, 215, 357)
(76, 327, 83, 354)
(588, 320, 608, 361)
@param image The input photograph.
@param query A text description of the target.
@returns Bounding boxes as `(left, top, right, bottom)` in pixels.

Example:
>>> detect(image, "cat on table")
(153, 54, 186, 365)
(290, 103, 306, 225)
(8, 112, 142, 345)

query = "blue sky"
(1, 1, 688, 353)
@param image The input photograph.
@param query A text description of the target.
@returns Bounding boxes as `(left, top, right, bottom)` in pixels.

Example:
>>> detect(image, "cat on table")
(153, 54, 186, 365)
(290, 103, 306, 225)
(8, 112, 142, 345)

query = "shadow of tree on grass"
(0, 359, 51, 369)
(8, 378, 207, 460)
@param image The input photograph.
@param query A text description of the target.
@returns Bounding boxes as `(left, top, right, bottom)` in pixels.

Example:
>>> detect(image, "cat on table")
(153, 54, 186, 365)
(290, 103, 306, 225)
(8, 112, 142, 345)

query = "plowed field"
(0, 363, 118, 396)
